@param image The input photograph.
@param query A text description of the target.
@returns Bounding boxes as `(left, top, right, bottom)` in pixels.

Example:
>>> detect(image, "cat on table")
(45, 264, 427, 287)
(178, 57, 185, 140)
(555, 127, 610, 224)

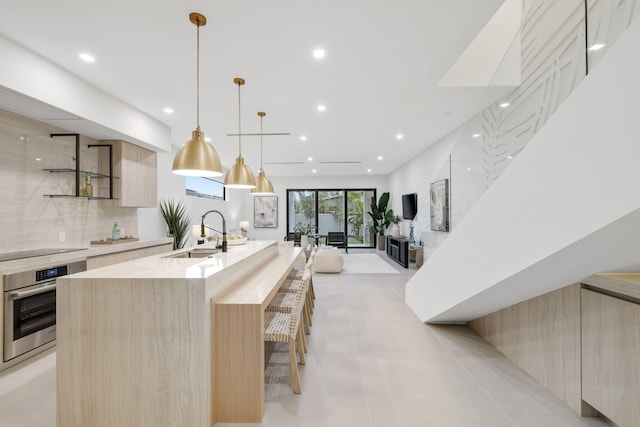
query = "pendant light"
(224, 78, 256, 188)
(172, 13, 222, 177)
(251, 112, 275, 195)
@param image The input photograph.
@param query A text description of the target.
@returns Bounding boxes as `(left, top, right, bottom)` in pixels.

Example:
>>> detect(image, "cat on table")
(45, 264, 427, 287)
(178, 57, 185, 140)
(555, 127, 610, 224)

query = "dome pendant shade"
(173, 126, 223, 177)
(224, 156, 256, 188)
(251, 168, 274, 195)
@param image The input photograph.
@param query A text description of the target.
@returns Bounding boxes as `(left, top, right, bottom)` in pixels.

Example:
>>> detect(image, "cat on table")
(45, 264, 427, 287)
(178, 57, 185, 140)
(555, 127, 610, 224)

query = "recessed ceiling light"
(396, 134, 404, 140)
(79, 53, 95, 62)
(205, 137, 211, 142)
(588, 43, 605, 51)
(499, 102, 510, 108)
(35, 158, 41, 162)
(472, 133, 480, 138)
(507, 155, 513, 159)
(163, 107, 174, 114)
(307, 157, 313, 161)
(313, 49, 325, 59)
(300, 135, 307, 141)
(367, 169, 372, 173)
(466, 168, 472, 171)
(317, 104, 326, 112)
(312, 169, 317, 173)
(377, 156, 383, 161)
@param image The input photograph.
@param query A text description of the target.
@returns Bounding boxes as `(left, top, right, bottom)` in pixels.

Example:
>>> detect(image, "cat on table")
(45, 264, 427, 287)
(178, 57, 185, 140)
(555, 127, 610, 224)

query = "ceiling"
(0, 0, 512, 177)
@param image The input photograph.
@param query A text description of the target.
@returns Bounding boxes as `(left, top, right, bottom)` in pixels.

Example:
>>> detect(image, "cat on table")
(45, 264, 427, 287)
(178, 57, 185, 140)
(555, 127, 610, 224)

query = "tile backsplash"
(0, 108, 138, 251)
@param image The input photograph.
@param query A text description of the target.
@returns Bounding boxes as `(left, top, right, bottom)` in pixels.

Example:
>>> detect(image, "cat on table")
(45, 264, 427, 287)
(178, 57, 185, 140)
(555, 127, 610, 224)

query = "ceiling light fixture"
(172, 13, 222, 177)
(472, 133, 480, 138)
(377, 156, 383, 160)
(224, 77, 256, 189)
(251, 112, 275, 195)
(78, 53, 95, 62)
(163, 107, 174, 114)
(396, 134, 404, 140)
(317, 104, 326, 112)
(313, 49, 325, 59)
(367, 169, 372, 173)
(312, 169, 317, 173)
(499, 102, 510, 108)
(300, 135, 307, 141)
(307, 157, 313, 161)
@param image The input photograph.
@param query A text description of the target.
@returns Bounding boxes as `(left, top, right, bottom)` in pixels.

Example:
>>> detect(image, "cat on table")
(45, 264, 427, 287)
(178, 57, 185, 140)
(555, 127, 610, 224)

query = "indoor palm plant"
(368, 192, 394, 250)
(160, 198, 191, 250)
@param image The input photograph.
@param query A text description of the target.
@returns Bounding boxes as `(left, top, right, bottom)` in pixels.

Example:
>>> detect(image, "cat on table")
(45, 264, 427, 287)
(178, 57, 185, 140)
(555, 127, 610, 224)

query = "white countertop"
(0, 237, 173, 275)
(66, 240, 277, 280)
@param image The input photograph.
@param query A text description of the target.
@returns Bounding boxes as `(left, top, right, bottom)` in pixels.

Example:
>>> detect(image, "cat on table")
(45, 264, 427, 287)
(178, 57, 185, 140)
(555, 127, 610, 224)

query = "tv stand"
(386, 236, 409, 268)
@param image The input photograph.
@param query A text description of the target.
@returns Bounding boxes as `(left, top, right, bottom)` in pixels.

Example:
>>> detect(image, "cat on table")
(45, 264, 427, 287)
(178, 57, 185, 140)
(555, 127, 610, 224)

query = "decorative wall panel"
(482, 0, 586, 189)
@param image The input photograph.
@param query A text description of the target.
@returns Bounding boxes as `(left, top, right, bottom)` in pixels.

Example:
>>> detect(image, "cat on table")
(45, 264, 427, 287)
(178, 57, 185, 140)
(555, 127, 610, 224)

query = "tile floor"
(0, 251, 608, 427)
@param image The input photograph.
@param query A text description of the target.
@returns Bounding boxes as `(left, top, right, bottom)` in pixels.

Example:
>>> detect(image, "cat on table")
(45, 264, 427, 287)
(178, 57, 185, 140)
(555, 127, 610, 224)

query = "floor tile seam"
(344, 280, 375, 427)
(429, 328, 519, 427)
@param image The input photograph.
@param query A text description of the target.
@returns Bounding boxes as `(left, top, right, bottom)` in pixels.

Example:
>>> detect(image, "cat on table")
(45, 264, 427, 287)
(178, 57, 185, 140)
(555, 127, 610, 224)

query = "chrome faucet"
(201, 210, 227, 252)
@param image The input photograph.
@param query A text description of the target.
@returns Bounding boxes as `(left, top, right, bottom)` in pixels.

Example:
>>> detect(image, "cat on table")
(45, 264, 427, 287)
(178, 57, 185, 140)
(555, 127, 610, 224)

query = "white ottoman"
(313, 247, 343, 273)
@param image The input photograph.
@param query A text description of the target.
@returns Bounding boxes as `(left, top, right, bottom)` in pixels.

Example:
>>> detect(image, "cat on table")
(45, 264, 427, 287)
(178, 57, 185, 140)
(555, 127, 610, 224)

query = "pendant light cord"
(196, 21, 201, 127)
(260, 114, 264, 168)
(237, 82, 242, 156)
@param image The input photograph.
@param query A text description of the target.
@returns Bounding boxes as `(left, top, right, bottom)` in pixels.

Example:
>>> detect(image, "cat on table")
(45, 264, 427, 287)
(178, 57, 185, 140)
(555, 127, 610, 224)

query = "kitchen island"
(56, 240, 303, 427)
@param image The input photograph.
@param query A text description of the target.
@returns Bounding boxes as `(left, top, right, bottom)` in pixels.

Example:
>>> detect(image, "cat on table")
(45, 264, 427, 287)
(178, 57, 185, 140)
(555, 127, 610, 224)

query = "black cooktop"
(0, 248, 88, 263)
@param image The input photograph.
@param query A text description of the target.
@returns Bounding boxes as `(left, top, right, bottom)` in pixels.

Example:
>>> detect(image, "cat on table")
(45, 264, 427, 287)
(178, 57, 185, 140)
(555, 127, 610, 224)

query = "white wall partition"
(406, 14, 640, 322)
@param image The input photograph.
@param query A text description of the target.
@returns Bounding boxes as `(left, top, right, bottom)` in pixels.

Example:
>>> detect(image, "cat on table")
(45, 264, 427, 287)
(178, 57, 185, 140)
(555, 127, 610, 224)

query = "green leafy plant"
(160, 199, 191, 250)
(391, 214, 402, 225)
(368, 192, 394, 236)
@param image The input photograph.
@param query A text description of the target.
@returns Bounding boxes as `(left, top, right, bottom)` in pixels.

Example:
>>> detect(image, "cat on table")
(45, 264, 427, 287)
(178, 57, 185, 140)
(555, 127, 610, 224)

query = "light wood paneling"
(86, 242, 172, 269)
(101, 140, 157, 208)
(213, 247, 300, 423)
(469, 284, 589, 415)
(581, 288, 640, 426)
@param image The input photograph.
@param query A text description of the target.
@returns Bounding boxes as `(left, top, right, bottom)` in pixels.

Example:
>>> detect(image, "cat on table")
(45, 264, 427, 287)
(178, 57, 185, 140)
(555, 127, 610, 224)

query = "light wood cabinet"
(100, 140, 157, 208)
(581, 288, 640, 426)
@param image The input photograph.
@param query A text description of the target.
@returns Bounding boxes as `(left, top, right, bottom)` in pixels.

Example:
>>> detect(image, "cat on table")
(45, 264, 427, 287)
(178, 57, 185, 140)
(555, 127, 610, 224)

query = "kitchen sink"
(167, 248, 221, 259)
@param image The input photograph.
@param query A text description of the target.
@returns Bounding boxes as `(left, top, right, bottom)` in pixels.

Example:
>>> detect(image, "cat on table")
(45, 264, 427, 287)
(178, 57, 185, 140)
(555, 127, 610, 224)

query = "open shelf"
(42, 194, 118, 200)
(43, 168, 119, 179)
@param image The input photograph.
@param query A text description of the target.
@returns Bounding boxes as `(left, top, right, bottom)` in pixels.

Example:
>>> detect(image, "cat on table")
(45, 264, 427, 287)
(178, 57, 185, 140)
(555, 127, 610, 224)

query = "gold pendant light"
(251, 112, 275, 195)
(224, 78, 256, 189)
(172, 13, 222, 177)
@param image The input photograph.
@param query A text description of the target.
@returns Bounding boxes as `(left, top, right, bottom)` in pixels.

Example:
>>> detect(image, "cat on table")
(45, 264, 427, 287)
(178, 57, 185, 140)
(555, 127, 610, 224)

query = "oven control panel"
(36, 265, 69, 282)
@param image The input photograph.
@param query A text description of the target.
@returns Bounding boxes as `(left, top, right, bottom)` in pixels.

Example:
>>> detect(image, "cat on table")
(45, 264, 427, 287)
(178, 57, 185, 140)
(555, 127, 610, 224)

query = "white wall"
(138, 147, 246, 247)
(406, 13, 640, 322)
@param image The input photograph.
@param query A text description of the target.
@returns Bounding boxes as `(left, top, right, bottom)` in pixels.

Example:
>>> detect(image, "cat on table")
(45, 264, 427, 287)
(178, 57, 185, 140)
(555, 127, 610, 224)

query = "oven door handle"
(9, 283, 57, 299)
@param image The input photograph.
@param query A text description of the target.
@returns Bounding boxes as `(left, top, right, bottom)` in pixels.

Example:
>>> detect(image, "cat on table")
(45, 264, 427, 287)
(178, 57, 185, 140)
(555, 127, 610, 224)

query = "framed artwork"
(254, 196, 278, 228)
(430, 179, 449, 232)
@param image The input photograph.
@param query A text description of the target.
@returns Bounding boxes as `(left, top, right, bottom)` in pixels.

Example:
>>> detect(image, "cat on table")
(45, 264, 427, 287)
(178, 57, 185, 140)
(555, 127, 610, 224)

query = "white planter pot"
(391, 225, 400, 238)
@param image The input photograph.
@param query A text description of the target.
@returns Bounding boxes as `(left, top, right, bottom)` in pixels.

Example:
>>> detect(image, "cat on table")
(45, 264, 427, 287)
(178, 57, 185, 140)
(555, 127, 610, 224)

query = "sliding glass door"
(287, 188, 376, 249)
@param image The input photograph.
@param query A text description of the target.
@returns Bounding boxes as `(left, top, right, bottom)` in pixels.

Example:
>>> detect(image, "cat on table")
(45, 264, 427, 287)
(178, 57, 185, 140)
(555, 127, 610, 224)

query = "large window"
(287, 189, 376, 249)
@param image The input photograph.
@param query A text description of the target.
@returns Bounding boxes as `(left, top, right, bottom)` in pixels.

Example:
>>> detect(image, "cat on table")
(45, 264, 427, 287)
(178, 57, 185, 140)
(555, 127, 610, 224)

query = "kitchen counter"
(56, 240, 303, 427)
(0, 237, 173, 275)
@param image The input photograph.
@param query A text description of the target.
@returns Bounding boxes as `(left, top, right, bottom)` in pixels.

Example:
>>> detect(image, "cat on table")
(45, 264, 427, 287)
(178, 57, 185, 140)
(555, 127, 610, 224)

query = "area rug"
(340, 254, 399, 274)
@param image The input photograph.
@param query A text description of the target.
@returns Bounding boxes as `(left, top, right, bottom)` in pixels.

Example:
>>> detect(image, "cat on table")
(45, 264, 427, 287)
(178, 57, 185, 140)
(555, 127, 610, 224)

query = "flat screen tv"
(402, 193, 417, 220)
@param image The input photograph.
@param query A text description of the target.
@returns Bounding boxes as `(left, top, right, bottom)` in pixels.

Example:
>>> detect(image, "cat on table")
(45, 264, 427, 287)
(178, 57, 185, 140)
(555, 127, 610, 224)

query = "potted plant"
(368, 192, 394, 250)
(293, 222, 315, 247)
(160, 198, 191, 250)
(390, 214, 402, 238)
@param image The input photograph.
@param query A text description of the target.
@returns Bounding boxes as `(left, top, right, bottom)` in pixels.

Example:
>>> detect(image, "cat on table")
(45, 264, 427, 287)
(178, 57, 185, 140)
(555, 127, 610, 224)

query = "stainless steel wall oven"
(3, 260, 86, 361)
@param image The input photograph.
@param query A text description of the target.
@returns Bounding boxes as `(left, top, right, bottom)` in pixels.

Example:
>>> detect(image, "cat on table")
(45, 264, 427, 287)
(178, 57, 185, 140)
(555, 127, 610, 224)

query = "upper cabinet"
(101, 140, 157, 208)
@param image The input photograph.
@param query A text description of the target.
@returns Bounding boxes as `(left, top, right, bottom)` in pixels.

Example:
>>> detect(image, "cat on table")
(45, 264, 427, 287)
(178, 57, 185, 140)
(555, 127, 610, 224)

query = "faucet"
(201, 210, 227, 252)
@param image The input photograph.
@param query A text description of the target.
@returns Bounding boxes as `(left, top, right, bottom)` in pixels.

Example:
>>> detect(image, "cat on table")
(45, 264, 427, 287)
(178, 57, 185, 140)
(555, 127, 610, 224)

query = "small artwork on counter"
(430, 178, 449, 232)
(254, 196, 278, 228)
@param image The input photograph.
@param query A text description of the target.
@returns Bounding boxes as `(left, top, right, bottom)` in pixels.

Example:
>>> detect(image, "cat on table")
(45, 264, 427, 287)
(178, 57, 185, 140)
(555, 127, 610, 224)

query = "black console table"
(386, 235, 409, 268)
